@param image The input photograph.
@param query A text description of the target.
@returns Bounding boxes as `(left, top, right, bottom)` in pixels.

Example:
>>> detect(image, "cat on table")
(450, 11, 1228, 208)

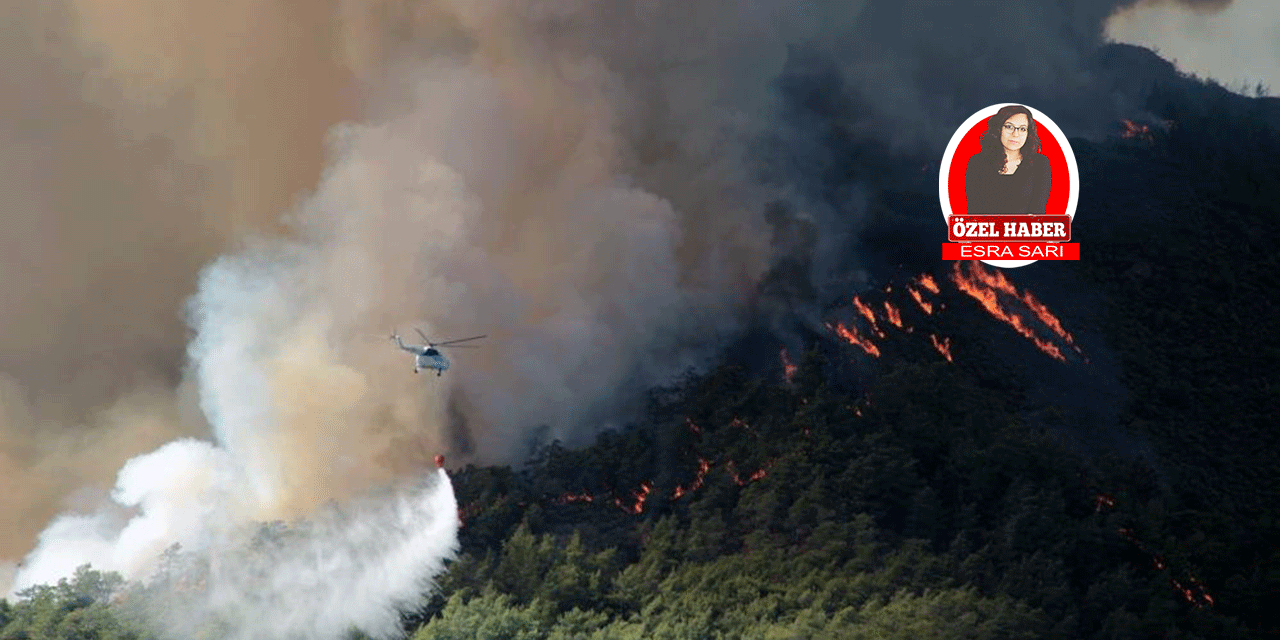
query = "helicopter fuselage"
(414, 348, 449, 375)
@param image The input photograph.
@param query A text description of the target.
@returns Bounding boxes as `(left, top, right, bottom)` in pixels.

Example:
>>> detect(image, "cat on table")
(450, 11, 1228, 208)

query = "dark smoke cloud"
(2, 0, 1234, 599)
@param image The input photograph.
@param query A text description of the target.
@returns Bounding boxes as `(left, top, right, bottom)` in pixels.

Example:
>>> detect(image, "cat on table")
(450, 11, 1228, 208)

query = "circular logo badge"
(939, 104, 1079, 268)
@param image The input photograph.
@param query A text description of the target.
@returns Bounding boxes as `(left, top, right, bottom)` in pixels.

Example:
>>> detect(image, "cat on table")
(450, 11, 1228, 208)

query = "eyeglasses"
(1002, 123, 1028, 134)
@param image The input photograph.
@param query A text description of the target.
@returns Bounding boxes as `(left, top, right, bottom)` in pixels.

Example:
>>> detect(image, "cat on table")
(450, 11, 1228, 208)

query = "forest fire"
(1120, 119, 1153, 141)
(949, 261, 1069, 361)
(963, 261, 1082, 354)
(908, 285, 933, 314)
(553, 492, 594, 506)
(930, 334, 953, 362)
(672, 458, 712, 499)
(827, 321, 881, 357)
(883, 300, 906, 331)
(1094, 493, 1116, 512)
(1114, 509, 1216, 608)
(917, 273, 940, 294)
(545, 454, 768, 518)
(725, 461, 770, 486)
(616, 483, 651, 515)
(853, 296, 886, 338)
(780, 348, 797, 383)
(826, 264, 1082, 367)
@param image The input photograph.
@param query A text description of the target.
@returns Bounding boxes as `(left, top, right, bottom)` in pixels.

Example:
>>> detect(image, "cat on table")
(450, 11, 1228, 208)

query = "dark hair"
(977, 105, 1042, 174)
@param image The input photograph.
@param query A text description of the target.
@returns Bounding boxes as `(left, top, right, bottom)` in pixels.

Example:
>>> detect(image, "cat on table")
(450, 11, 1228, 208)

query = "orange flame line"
(725, 460, 771, 486)
(930, 334, 953, 363)
(852, 296, 885, 337)
(883, 300, 905, 329)
(672, 458, 712, 499)
(553, 492, 595, 506)
(949, 262, 1066, 361)
(918, 273, 940, 294)
(964, 262, 1080, 350)
(908, 285, 933, 314)
(827, 321, 881, 357)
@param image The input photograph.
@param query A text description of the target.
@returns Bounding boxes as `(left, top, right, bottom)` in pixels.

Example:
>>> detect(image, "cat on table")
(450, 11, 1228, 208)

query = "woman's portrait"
(964, 104, 1052, 215)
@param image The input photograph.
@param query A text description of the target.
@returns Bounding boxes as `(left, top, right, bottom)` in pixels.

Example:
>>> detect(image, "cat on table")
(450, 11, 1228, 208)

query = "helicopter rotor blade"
(414, 328, 430, 343)
(440, 344, 481, 349)
(435, 334, 487, 346)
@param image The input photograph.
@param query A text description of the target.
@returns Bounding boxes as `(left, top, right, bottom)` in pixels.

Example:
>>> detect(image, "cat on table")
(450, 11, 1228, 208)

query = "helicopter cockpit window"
(425, 348, 439, 356)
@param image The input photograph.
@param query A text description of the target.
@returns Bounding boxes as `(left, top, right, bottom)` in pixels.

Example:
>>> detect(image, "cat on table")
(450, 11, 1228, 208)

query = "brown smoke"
(0, 0, 375, 567)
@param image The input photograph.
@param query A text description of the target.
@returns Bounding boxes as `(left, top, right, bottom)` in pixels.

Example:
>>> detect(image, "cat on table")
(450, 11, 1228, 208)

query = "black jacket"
(964, 152, 1051, 215)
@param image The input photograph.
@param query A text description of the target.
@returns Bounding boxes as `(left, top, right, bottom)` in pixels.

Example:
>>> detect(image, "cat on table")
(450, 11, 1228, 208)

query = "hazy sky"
(1107, 0, 1280, 94)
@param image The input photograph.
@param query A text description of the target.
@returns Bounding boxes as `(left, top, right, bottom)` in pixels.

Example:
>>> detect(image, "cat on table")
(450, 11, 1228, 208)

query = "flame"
(672, 458, 712, 499)
(964, 262, 1081, 353)
(883, 300, 906, 330)
(632, 483, 652, 514)
(553, 492, 595, 506)
(780, 348, 798, 383)
(949, 262, 1068, 361)
(1094, 493, 1115, 512)
(827, 321, 881, 357)
(930, 334, 953, 363)
(1120, 119, 1153, 141)
(726, 460, 772, 486)
(833, 267, 1080, 366)
(908, 285, 933, 314)
(612, 482, 652, 514)
(853, 296, 886, 338)
(1108, 497, 1216, 608)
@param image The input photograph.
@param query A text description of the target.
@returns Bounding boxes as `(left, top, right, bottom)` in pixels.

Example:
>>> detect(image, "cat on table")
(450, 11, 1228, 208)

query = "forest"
(3, 47, 1279, 640)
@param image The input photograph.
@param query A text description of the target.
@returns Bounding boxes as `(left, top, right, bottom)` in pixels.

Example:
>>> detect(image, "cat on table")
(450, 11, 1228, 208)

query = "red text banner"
(947, 215, 1072, 242)
(942, 243, 1080, 260)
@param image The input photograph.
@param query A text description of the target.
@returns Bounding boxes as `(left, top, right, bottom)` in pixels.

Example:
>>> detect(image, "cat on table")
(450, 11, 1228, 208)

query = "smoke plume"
(1, 0, 1241, 629)
(146, 470, 459, 640)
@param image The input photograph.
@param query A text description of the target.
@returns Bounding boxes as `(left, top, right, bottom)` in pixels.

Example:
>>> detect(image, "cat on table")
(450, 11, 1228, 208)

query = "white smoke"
(151, 470, 460, 640)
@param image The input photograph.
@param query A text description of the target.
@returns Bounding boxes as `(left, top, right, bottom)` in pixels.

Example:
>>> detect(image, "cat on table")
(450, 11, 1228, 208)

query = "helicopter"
(390, 328, 486, 376)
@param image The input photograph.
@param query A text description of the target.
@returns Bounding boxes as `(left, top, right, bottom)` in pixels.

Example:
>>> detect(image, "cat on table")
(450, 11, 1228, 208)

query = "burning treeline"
(446, 259, 1229, 617)
(517, 262, 1086, 522)
(1095, 494, 1217, 609)
(816, 261, 1214, 611)
(479, 419, 770, 522)
(820, 262, 1085, 369)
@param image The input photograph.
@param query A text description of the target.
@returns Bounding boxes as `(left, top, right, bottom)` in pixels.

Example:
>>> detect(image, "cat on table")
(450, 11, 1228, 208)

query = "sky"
(1106, 0, 1280, 95)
